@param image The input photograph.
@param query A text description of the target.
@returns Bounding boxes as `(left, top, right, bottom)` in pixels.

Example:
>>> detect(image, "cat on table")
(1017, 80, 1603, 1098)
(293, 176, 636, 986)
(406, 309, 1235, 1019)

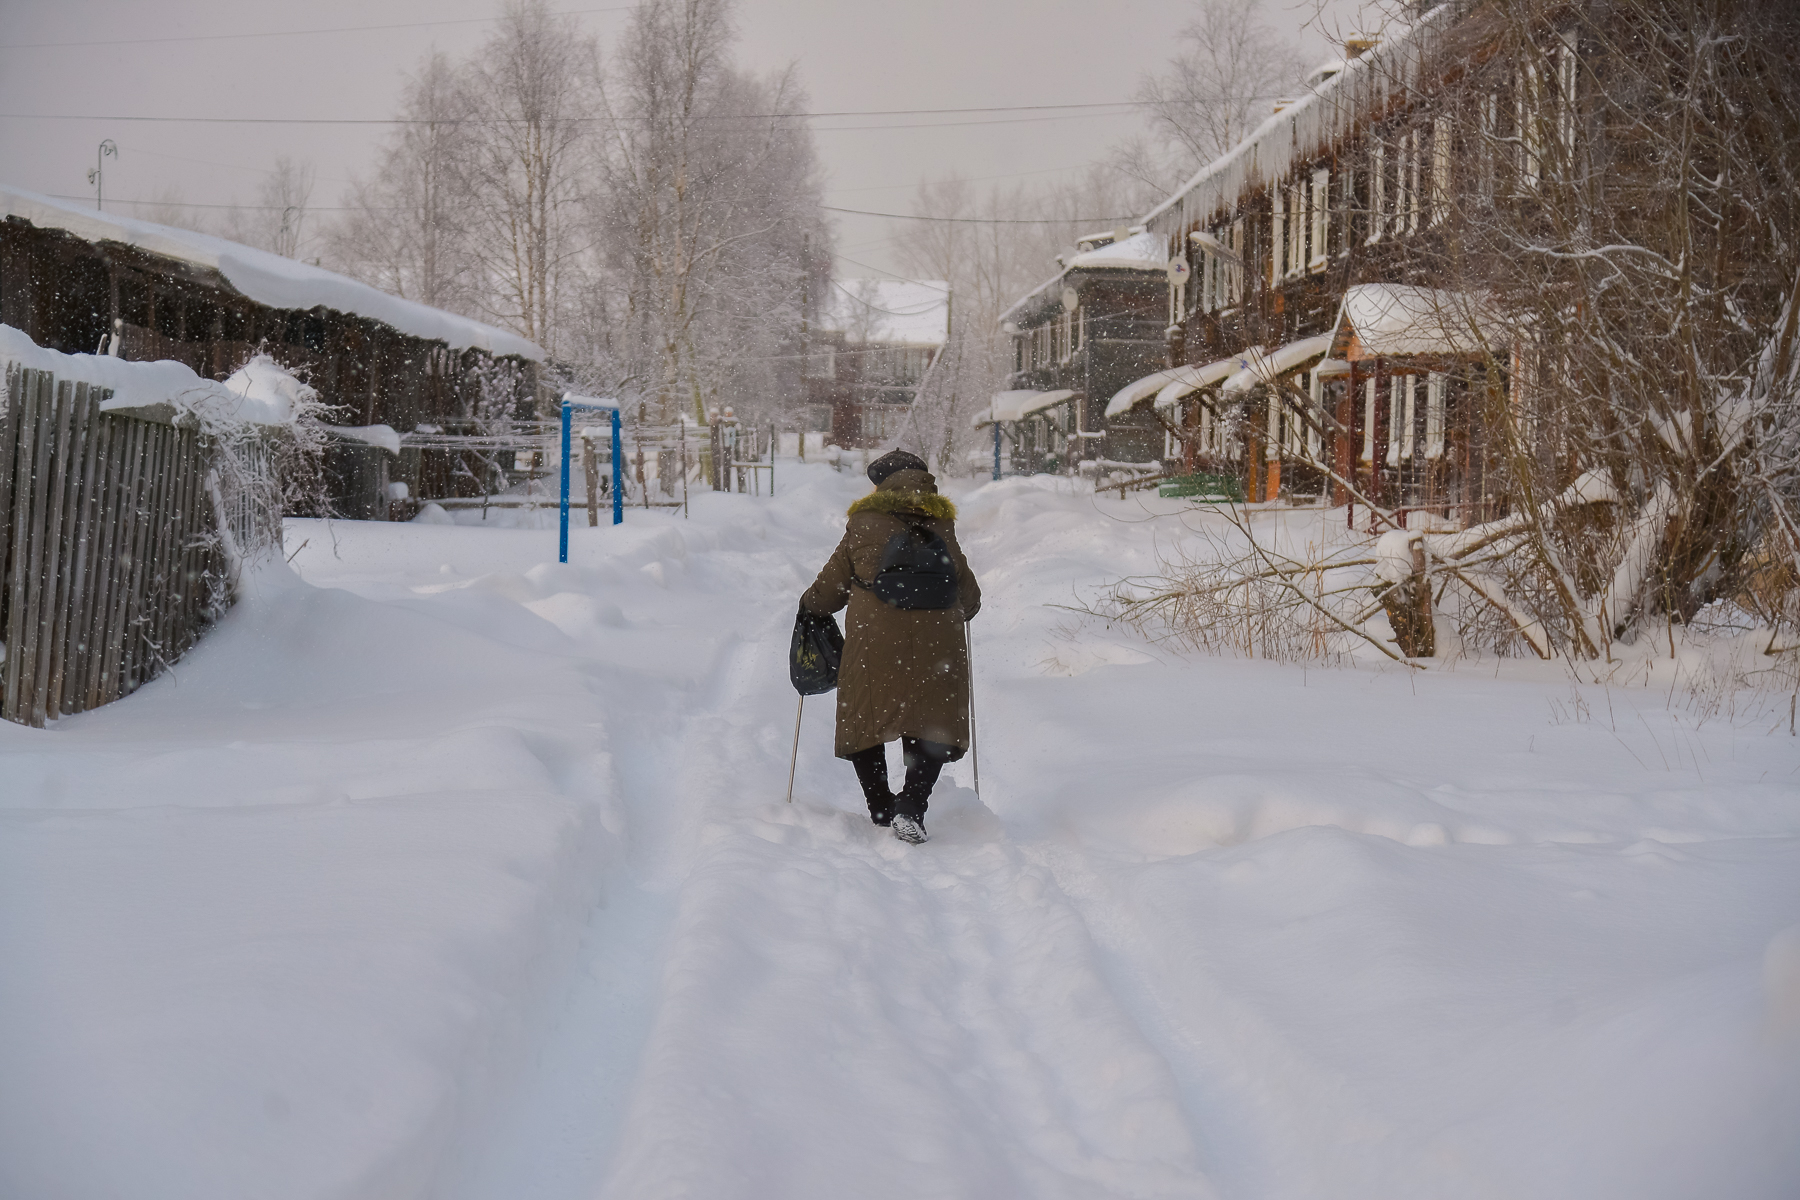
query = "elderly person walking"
(801, 450, 980, 844)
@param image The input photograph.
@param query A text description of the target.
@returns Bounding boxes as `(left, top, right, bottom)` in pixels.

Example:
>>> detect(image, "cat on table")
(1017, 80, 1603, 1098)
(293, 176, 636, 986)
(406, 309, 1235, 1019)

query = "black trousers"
(847, 737, 963, 821)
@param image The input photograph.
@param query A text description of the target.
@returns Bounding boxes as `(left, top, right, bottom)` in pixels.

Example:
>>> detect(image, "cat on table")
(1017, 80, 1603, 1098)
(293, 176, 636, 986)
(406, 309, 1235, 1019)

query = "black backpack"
(859, 521, 959, 611)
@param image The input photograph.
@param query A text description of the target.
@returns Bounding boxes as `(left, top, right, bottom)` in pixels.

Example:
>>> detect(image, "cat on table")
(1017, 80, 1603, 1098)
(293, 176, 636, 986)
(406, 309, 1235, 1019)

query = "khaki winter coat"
(801, 469, 981, 758)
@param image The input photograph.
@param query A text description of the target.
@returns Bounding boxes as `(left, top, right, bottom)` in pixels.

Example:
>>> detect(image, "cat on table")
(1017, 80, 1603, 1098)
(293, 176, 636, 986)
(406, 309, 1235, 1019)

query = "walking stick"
(785, 693, 804, 803)
(966, 623, 980, 801)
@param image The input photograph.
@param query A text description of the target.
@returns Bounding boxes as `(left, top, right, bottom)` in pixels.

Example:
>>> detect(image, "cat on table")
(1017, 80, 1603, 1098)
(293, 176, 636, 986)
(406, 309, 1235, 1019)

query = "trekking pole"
(966, 623, 980, 801)
(785, 693, 804, 803)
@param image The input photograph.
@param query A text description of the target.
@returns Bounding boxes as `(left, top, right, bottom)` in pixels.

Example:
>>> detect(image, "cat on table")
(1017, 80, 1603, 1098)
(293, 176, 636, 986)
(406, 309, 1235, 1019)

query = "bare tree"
(459, 0, 599, 358)
(1121, 0, 1308, 194)
(599, 0, 827, 425)
(325, 51, 476, 313)
(220, 157, 316, 259)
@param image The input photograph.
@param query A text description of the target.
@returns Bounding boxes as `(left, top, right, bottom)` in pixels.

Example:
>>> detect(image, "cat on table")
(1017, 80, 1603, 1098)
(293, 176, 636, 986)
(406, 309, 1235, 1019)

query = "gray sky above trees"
(0, 0, 1364, 280)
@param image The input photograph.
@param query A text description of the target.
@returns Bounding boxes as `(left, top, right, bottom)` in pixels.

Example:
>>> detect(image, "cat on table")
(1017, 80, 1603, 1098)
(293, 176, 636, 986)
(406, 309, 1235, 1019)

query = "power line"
(824, 206, 1137, 225)
(44, 194, 363, 213)
(52, 195, 1137, 226)
(0, 7, 634, 52)
(825, 161, 1096, 195)
(0, 102, 1145, 127)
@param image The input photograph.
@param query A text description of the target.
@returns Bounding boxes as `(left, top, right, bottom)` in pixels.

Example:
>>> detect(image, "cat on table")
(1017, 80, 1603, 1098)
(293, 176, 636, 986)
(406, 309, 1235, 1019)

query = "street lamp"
(87, 139, 117, 212)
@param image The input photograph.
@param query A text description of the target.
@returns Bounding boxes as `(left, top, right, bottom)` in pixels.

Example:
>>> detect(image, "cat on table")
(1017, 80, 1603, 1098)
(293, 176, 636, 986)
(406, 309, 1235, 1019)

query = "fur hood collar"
(847, 488, 957, 522)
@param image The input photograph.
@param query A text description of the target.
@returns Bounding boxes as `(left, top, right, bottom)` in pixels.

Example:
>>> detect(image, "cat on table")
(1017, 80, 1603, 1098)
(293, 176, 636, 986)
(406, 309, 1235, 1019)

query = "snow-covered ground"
(3, 462, 1797, 1200)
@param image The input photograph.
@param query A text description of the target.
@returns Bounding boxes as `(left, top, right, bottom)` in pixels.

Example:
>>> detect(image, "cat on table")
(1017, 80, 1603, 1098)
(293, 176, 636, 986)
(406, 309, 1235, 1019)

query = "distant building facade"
(806, 280, 949, 449)
(987, 231, 1172, 472)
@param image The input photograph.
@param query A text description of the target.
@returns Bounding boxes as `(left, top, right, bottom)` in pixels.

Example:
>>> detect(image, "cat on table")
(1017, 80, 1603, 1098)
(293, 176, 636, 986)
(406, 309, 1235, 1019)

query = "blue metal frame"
(560, 395, 623, 564)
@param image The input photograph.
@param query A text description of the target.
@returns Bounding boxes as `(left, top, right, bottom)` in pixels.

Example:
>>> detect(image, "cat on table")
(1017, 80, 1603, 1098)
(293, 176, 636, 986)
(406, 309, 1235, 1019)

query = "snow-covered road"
(3, 462, 1798, 1199)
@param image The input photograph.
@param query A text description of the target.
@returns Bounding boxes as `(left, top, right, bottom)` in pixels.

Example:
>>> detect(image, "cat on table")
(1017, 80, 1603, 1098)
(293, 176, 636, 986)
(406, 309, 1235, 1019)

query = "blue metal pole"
(992, 420, 1001, 481)
(559, 400, 572, 563)
(611, 406, 624, 526)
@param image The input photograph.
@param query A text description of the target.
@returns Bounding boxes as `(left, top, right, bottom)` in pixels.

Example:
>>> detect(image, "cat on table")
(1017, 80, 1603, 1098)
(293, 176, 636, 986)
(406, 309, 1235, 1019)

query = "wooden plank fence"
(0, 364, 223, 727)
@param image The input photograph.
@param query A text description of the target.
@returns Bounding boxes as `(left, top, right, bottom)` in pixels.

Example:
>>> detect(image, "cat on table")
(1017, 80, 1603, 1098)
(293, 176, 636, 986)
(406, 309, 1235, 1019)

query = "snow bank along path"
(2, 465, 1797, 1199)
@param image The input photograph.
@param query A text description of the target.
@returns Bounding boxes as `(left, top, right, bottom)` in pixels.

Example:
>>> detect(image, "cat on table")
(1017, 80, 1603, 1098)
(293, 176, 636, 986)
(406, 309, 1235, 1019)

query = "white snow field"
(2, 463, 1798, 1200)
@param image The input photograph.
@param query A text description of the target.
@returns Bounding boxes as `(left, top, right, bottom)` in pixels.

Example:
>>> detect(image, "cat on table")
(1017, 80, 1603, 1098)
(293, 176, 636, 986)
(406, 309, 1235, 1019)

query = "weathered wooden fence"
(0, 364, 222, 727)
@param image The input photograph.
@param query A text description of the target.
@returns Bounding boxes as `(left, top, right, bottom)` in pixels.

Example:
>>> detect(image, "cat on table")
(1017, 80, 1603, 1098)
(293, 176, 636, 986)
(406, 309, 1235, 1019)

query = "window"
(1310, 168, 1331, 269)
(1477, 93, 1498, 204)
(1289, 183, 1305, 277)
(1271, 186, 1286, 281)
(1557, 30, 1579, 159)
(1425, 373, 1445, 459)
(1387, 376, 1403, 465)
(1391, 132, 1411, 236)
(1430, 117, 1453, 226)
(1307, 369, 1324, 460)
(1407, 129, 1423, 233)
(1518, 62, 1543, 190)
(1228, 220, 1244, 303)
(1340, 164, 1356, 253)
(1362, 375, 1377, 463)
(1367, 140, 1386, 244)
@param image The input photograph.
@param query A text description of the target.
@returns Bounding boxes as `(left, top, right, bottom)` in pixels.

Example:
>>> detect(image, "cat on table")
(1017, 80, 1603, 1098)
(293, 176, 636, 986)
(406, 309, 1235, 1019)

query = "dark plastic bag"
(790, 605, 844, 695)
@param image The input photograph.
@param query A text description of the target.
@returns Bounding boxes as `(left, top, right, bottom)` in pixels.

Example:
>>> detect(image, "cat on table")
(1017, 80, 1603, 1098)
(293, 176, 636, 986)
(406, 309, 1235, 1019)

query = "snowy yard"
(2, 462, 1797, 1200)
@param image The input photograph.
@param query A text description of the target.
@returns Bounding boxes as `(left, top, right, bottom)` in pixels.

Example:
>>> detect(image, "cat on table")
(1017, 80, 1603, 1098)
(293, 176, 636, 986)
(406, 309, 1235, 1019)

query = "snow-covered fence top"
(0, 328, 288, 727)
(1, 185, 544, 362)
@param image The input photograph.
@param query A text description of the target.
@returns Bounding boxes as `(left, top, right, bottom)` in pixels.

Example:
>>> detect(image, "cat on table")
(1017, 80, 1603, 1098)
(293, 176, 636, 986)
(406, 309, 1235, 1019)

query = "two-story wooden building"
(984, 231, 1171, 473)
(1100, 0, 1588, 522)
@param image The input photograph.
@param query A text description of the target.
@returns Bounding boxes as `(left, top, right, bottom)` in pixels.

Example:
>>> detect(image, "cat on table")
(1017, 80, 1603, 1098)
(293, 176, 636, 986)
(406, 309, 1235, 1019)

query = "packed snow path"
(2, 463, 1798, 1200)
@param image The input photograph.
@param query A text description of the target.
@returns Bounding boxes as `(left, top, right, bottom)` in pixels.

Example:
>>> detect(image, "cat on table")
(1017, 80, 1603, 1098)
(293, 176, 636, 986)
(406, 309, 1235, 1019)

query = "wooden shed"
(0, 186, 545, 519)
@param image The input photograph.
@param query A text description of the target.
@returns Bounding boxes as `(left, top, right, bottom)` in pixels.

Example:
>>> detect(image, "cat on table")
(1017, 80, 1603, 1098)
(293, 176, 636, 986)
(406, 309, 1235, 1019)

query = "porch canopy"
(1151, 354, 1248, 411)
(972, 388, 1075, 429)
(1329, 284, 1502, 361)
(1104, 368, 1187, 418)
(1220, 333, 1336, 395)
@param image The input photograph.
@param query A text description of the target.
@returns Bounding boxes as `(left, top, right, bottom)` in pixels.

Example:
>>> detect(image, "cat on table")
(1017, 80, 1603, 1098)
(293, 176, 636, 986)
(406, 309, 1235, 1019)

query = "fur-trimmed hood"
(847, 470, 956, 521)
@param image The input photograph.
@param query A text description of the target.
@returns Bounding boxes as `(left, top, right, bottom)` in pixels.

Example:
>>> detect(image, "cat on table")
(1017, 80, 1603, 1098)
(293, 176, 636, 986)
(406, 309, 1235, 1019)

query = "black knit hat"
(867, 449, 929, 486)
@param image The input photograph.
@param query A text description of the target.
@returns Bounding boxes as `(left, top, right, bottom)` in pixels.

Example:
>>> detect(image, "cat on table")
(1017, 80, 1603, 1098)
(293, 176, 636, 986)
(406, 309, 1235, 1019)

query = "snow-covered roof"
(1105, 368, 1188, 418)
(824, 280, 950, 346)
(1017, 388, 1076, 419)
(0, 186, 544, 361)
(1062, 230, 1168, 273)
(1330, 285, 1502, 359)
(972, 387, 1075, 428)
(1142, 7, 1460, 241)
(1150, 354, 1251, 411)
(1, 323, 295, 426)
(1221, 334, 1335, 394)
(998, 230, 1170, 327)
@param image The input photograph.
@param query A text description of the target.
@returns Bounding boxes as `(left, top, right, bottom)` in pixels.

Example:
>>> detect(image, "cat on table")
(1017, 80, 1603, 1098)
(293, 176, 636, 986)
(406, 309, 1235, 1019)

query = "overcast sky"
(0, 0, 1371, 281)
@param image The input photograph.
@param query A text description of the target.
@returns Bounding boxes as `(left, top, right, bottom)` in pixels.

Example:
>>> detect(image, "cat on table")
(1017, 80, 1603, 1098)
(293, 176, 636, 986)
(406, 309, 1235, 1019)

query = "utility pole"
(87, 140, 116, 212)
(798, 231, 810, 460)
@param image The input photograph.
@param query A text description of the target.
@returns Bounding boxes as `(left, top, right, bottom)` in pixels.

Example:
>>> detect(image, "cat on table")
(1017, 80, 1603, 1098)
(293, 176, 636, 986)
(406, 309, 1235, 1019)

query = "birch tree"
(326, 52, 476, 312)
(600, 0, 826, 425)
(460, 0, 599, 358)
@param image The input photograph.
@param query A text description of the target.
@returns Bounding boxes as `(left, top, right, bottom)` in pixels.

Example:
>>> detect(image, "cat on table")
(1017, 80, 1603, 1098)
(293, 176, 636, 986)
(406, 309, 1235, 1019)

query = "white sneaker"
(892, 814, 928, 844)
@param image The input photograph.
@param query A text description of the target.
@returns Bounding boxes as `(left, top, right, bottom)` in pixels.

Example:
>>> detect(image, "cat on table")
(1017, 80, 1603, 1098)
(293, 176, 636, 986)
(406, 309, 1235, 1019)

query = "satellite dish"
(1167, 257, 1192, 285)
(1060, 287, 1079, 312)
